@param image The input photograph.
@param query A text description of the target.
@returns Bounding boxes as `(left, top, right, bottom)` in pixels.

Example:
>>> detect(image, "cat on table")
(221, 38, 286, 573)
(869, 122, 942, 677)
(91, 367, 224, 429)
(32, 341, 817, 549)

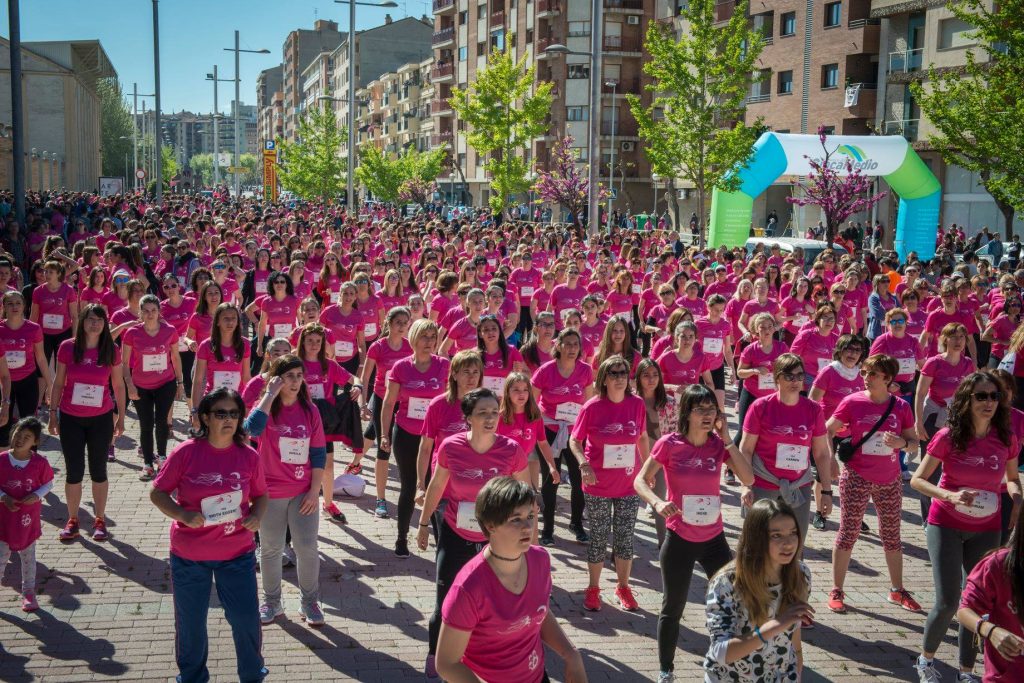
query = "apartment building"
(256, 65, 284, 144)
(354, 58, 435, 156)
(281, 20, 346, 142)
(300, 51, 335, 117)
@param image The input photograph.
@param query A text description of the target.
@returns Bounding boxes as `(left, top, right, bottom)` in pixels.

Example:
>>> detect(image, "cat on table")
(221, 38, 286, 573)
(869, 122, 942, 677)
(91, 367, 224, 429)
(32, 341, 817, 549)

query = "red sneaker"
(91, 517, 109, 542)
(615, 585, 639, 611)
(323, 503, 347, 525)
(888, 588, 922, 612)
(583, 585, 601, 612)
(58, 518, 80, 542)
(21, 593, 39, 612)
(827, 588, 847, 613)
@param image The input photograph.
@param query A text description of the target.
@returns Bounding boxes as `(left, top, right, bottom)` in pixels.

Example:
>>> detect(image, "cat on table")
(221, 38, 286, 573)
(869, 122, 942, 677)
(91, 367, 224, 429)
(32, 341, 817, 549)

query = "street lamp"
(605, 80, 617, 232)
(333, 0, 399, 214)
(449, 170, 457, 206)
(129, 84, 156, 191)
(224, 33, 271, 199)
(206, 67, 233, 187)
(651, 172, 659, 215)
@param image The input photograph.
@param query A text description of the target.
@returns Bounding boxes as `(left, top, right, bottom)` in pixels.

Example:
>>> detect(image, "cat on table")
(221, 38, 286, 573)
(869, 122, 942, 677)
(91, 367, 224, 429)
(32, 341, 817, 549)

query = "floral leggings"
(584, 493, 641, 564)
(835, 467, 903, 553)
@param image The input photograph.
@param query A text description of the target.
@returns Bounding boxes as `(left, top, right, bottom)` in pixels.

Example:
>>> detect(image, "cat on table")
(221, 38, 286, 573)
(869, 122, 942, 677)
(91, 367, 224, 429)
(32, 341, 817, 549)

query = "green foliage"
(98, 78, 134, 178)
(160, 145, 177, 189)
(276, 104, 348, 201)
(449, 45, 553, 216)
(627, 0, 765, 245)
(191, 152, 259, 188)
(909, 0, 1024, 238)
(190, 153, 215, 187)
(356, 144, 448, 204)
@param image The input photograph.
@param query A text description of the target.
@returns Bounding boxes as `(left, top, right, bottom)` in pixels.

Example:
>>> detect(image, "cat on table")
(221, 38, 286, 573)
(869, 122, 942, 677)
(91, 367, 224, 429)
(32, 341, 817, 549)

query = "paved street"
(0, 393, 975, 682)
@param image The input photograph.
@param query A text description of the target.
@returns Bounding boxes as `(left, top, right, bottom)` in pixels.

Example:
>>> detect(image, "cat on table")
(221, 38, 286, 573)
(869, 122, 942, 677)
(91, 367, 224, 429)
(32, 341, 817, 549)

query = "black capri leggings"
(541, 426, 584, 537)
(60, 409, 115, 485)
(391, 423, 422, 543)
(179, 350, 196, 399)
(133, 380, 177, 465)
(0, 374, 40, 447)
(43, 329, 72, 365)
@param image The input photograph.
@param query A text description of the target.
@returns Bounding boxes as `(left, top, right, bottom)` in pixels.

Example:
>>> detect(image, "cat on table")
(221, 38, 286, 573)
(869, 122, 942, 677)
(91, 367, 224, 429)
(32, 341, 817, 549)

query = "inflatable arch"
(709, 133, 940, 260)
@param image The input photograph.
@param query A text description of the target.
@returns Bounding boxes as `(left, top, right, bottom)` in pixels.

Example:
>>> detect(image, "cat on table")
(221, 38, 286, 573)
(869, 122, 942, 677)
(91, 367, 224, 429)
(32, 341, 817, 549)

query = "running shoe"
(259, 603, 284, 625)
(539, 534, 555, 547)
(615, 585, 639, 611)
(657, 673, 675, 683)
(827, 588, 847, 613)
(282, 545, 296, 568)
(811, 512, 826, 530)
(395, 538, 410, 558)
(568, 523, 589, 544)
(323, 502, 347, 525)
(583, 585, 601, 612)
(300, 602, 325, 628)
(58, 518, 79, 542)
(724, 469, 738, 486)
(107, 445, 115, 462)
(21, 593, 38, 612)
(888, 588, 922, 612)
(91, 518, 109, 542)
(424, 654, 438, 679)
(915, 657, 942, 683)
(139, 466, 155, 482)
(345, 461, 361, 475)
(956, 673, 979, 683)
(374, 499, 389, 519)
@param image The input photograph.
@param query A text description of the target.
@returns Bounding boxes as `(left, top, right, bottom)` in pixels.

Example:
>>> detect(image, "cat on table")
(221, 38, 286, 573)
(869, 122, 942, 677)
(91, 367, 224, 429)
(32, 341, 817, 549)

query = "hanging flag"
(845, 84, 861, 107)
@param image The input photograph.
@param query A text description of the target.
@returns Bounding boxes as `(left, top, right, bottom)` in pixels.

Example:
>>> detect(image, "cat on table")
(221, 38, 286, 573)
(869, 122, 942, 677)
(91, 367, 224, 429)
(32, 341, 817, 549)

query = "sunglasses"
(537, 321, 555, 328)
(972, 391, 1002, 403)
(164, 282, 178, 289)
(832, 289, 847, 295)
(607, 369, 630, 379)
(859, 369, 881, 378)
(210, 409, 242, 420)
(888, 318, 906, 325)
(779, 372, 802, 382)
(274, 279, 288, 285)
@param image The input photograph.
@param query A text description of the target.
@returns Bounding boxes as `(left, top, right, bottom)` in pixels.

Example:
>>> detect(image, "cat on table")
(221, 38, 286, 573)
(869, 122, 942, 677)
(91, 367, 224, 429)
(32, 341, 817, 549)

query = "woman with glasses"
(871, 308, 925, 393)
(255, 271, 298, 360)
(417, 388, 530, 678)
(739, 353, 831, 543)
(49, 304, 126, 542)
(824, 354, 920, 614)
(244, 355, 328, 629)
(899, 289, 928, 339)
(911, 371, 1022, 683)
(160, 274, 195, 393)
(982, 294, 1022, 369)
(150, 388, 268, 683)
(921, 281, 979, 360)
(791, 303, 841, 388)
(637, 384, 751, 681)
(520, 311, 558, 373)
(191, 304, 251, 427)
(550, 265, 586, 329)
(210, 255, 241, 307)
(353, 274, 384, 345)
(676, 279, 708, 319)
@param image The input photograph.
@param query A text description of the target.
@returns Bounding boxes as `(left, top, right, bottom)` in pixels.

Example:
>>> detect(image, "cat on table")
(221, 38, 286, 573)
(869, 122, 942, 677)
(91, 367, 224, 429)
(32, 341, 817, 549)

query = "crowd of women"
(1, 194, 1024, 683)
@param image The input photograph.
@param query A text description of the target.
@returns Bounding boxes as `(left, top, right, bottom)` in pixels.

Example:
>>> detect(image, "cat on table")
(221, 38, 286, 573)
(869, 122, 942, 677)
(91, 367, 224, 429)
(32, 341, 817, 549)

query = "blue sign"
(264, 140, 275, 151)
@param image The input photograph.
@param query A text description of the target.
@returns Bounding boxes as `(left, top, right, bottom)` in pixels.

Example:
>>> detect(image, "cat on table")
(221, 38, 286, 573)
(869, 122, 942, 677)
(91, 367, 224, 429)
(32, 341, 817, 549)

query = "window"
(567, 64, 590, 79)
(821, 126, 835, 135)
(824, 2, 841, 28)
(478, 40, 486, 55)
(938, 18, 975, 49)
(777, 70, 793, 94)
(568, 21, 590, 37)
(459, 10, 468, 24)
(572, 146, 588, 161)
(566, 106, 589, 121)
(821, 63, 839, 89)
(780, 11, 796, 36)
(458, 46, 467, 61)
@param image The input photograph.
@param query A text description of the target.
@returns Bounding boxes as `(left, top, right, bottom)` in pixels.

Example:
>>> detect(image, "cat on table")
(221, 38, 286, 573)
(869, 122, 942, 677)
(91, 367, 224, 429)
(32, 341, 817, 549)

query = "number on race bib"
(142, 353, 167, 373)
(279, 437, 310, 464)
(681, 495, 721, 526)
(482, 375, 505, 392)
(456, 501, 480, 532)
(758, 373, 777, 391)
(212, 370, 241, 390)
(602, 443, 635, 469)
(702, 337, 723, 354)
(200, 490, 242, 525)
(775, 443, 809, 471)
(407, 396, 430, 421)
(861, 432, 892, 456)
(4, 350, 25, 370)
(334, 340, 355, 358)
(555, 402, 581, 422)
(70, 383, 104, 408)
(954, 490, 999, 519)
(42, 313, 64, 330)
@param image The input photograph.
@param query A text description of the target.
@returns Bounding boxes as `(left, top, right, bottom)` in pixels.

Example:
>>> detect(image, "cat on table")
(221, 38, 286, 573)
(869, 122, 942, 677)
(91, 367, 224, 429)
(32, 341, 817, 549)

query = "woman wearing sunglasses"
(191, 304, 251, 427)
(160, 273, 195, 394)
(911, 371, 1022, 683)
(982, 294, 1022, 369)
(255, 270, 299, 360)
(824, 354, 920, 615)
(739, 353, 831, 543)
(150, 388, 268, 683)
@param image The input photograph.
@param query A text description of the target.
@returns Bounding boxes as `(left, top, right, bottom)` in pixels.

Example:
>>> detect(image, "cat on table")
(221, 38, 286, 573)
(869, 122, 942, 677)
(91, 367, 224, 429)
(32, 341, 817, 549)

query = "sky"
(1, 0, 424, 114)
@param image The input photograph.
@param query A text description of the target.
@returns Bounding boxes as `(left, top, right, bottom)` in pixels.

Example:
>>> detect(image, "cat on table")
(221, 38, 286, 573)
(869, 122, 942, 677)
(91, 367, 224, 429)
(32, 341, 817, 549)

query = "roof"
(21, 40, 117, 87)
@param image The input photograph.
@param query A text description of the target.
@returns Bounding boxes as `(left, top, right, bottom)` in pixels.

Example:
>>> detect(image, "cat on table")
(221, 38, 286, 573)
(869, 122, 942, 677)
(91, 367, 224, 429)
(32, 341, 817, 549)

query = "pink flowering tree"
(786, 125, 888, 245)
(532, 136, 609, 226)
(398, 177, 439, 207)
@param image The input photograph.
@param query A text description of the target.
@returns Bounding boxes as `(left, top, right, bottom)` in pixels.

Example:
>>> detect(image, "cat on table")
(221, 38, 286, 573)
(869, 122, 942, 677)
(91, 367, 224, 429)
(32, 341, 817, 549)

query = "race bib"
(817, 357, 831, 373)
(757, 373, 777, 391)
(334, 340, 354, 357)
(212, 370, 241, 390)
(177, 337, 190, 352)
(681, 495, 721, 526)
(487, 258, 496, 267)
(4, 350, 25, 370)
(631, 284, 642, 294)
(200, 490, 242, 525)
(142, 353, 167, 373)
(279, 437, 310, 464)
(308, 383, 326, 400)
(794, 315, 809, 328)
(775, 443, 809, 471)
(407, 396, 430, 421)
(255, 280, 267, 294)
(861, 432, 893, 456)
(456, 501, 480, 532)
(520, 286, 535, 297)
(482, 375, 505, 392)
(702, 337, 723, 354)
(273, 323, 293, 338)
(365, 322, 378, 337)
(555, 402, 582, 422)
(329, 291, 340, 304)
(897, 357, 916, 376)
(602, 443, 635, 469)
(42, 313, 64, 330)
(954, 490, 999, 519)
(70, 382, 104, 408)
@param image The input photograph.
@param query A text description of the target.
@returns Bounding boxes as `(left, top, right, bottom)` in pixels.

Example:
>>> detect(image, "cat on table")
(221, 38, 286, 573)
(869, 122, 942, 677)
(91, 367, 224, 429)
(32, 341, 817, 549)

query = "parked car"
(744, 237, 844, 270)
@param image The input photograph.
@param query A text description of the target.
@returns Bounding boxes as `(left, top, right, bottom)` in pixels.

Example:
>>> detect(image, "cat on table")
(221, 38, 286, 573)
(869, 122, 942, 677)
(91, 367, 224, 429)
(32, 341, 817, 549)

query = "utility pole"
(8, 0, 25, 223)
(152, 0, 163, 201)
(586, 0, 602, 235)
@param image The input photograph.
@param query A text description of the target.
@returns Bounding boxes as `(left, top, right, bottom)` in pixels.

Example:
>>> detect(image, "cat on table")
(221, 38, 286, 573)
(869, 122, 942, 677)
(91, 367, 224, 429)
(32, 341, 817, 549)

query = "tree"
(398, 177, 438, 205)
(786, 126, 888, 245)
(449, 45, 553, 217)
(98, 78, 134, 179)
(356, 144, 405, 203)
(532, 136, 608, 226)
(627, 0, 766, 246)
(190, 153, 215, 188)
(909, 0, 1024, 239)
(275, 104, 348, 201)
(356, 144, 448, 204)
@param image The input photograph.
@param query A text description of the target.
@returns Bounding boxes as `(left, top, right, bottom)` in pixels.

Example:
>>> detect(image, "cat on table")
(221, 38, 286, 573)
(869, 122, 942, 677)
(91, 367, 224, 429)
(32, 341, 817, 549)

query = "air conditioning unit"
(627, 15, 640, 24)
(621, 141, 635, 152)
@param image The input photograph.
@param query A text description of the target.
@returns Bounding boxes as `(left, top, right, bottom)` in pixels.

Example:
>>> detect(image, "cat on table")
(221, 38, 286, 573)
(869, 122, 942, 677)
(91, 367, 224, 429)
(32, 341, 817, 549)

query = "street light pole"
(223, 34, 271, 199)
(651, 173, 658, 215)
(132, 84, 156, 192)
(605, 80, 616, 233)
(586, 0, 602, 235)
(152, 0, 162, 201)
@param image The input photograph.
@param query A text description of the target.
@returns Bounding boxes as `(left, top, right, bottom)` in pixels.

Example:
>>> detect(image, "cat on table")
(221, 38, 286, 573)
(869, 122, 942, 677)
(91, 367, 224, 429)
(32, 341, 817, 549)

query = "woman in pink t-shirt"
(825, 354, 920, 615)
(497, 372, 558, 492)
(591, 314, 641, 378)
(30, 259, 79, 364)
(911, 371, 1022, 682)
(738, 278, 781, 340)
(656, 320, 714, 395)
(0, 292, 48, 447)
(921, 281, 980, 360)
(570, 355, 651, 613)
(956, 541, 1024, 683)
(778, 277, 815, 344)
(437, 477, 584, 683)
(255, 271, 299, 359)
(439, 289, 487, 356)
(190, 304, 252, 423)
(353, 273, 385, 344)
(735, 313, 789, 437)
(520, 310, 557, 373)
(417, 388, 530, 676)
(49, 304, 126, 543)
(318, 282, 365, 375)
(476, 315, 524, 392)
(791, 303, 841, 389)
(982, 296, 1022, 369)
(150, 388, 268, 683)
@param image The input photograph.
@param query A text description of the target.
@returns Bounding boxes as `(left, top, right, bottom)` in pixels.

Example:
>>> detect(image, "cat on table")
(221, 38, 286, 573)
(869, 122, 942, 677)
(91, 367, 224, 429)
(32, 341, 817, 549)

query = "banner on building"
(844, 84, 861, 107)
(263, 149, 278, 202)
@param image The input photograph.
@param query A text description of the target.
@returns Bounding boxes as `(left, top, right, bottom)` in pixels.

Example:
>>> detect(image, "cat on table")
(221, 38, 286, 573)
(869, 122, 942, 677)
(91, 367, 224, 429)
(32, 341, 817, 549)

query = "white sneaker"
(956, 673, 979, 683)
(915, 658, 942, 683)
(657, 673, 675, 683)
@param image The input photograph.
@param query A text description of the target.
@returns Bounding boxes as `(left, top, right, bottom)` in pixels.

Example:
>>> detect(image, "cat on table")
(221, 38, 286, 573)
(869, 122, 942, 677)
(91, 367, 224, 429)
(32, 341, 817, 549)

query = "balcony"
(537, 0, 561, 17)
(746, 92, 771, 105)
(843, 82, 877, 118)
(600, 120, 639, 137)
(846, 17, 881, 55)
(884, 118, 919, 142)
(491, 10, 505, 27)
(888, 48, 923, 74)
(603, 35, 642, 53)
(603, 78, 641, 95)
(715, 0, 736, 23)
(433, 0, 455, 13)
(431, 62, 454, 81)
(536, 35, 563, 54)
(431, 98, 453, 114)
(432, 26, 455, 46)
(604, 0, 644, 11)
(431, 131, 454, 147)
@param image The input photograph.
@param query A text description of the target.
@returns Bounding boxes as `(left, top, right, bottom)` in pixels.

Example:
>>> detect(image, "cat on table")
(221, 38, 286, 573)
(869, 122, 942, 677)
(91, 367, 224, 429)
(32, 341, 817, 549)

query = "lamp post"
(223, 33, 270, 199)
(333, 0, 399, 214)
(527, 170, 536, 221)
(131, 84, 156, 191)
(152, 0, 163, 200)
(605, 80, 617, 232)
(206, 66, 233, 188)
(449, 170, 457, 206)
(651, 172, 659, 215)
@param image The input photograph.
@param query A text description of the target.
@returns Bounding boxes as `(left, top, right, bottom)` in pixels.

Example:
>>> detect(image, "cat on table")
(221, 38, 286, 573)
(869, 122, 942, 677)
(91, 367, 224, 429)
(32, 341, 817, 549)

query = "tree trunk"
(999, 202, 1016, 242)
(666, 178, 680, 232)
(697, 186, 707, 249)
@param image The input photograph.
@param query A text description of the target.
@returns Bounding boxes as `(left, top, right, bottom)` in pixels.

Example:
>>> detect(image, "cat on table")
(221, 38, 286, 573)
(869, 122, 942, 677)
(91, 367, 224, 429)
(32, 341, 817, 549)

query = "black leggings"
(392, 423, 421, 542)
(179, 350, 196, 399)
(733, 387, 757, 446)
(43, 329, 72, 365)
(134, 380, 177, 465)
(0, 374, 39, 446)
(427, 520, 482, 654)
(541, 426, 584, 537)
(516, 305, 533, 337)
(658, 531, 732, 671)
(60, 409, 115, 485)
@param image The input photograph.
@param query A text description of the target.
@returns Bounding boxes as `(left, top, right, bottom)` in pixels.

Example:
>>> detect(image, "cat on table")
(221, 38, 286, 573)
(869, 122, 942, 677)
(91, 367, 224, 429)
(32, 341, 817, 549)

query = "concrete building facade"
(281, 20, 346, 142)
(256, 65, 284, 144)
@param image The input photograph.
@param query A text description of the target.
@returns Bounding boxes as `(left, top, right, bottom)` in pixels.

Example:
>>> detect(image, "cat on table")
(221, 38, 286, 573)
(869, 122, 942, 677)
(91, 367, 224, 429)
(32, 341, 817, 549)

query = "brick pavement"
(0, 392, 978, 682)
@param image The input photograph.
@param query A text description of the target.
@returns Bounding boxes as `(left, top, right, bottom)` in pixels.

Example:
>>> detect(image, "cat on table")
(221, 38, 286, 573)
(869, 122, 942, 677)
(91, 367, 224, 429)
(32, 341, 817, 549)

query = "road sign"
(264, 140, 275, 151)
(227, 166, 247, 173)
(263, 149, 278, 203)
(135, 169, 147, 180)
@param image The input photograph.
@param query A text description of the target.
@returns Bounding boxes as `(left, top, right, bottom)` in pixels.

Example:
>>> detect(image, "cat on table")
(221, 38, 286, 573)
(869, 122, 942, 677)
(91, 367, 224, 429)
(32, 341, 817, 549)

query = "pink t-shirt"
(302, 359, 353, 404)
(256, 401, 327, 499)
(531, 360, 594, 421)
(870, 332, 923, 383)
(738, 340, 789, 398)
(366, 337, 412, 397)
(676, 295, 707, 319)
(695, 317, 731, 368)
(790, 328, 839, 377)
(0, 320, 43, 382)
(926, 427, 1017, 532)
(959, 548, 1024, 683)
(508, 268, 543, 303)
(657, 349, 711, 387)
(196, 338, 251, 394)
(651, 432, 729, 543)
(446, 316, 482, 353)
(240, 375, 267, 409)
(550, 284, 586, 322)
(437, 432, 527, 542)
(122, 322, 179, 389)
(34, 283, 76, 334)
(0, 453, 53, 551)
(579, 320, 605, 352)
(57, 339, 122, 418)
(186, 313, 213, 345)
(160, 298, 194, 348)
(422, 395, 468, 463)
(743, 394, 826, 489)
(571, 395, 647, 499)
(605, 291, 633, 316)
(481, 347, 523, 393)
(810, 363, 863, 435)
(152, 438, 266, 561)
(319, 305, 363, 362)
(780, 297, 815, 336)
(832, 392, 914, 484)
(441, 545, 552, 683)
(356, 295, 384, 339)
(387, 355, 451, 434)
(921, 354, 976, 405)
(259, 295, 299, 338)
(923, 309, 978, 355)
(496, 411, 545, 457)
